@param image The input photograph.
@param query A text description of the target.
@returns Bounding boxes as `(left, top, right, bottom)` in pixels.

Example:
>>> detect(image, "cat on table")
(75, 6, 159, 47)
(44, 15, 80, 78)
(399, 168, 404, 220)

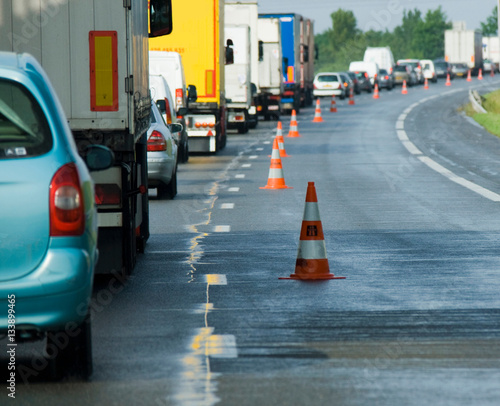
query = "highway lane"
(4, 77, 500, 405)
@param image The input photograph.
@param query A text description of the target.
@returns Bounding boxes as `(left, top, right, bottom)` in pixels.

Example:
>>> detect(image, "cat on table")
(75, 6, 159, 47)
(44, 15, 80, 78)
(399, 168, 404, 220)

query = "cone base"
(260, 184, 293, 190)
(287, 132, 300, 137)
(279, 274, 346, 280)
(312, 118, 324, 122)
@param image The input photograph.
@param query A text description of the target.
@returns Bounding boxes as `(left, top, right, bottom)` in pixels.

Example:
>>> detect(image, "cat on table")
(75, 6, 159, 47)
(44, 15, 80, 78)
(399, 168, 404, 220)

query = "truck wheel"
(47, 311, 93, 381)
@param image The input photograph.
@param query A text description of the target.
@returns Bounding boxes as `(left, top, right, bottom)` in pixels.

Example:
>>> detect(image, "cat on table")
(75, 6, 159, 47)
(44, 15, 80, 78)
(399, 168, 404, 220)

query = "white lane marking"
(263, 141, 271, 144)
(242, 163, 252, 168)
(235, 174, 245, 179)
(398, 92, 500, 202)
(249, 155, 258, 159)
(221, 203, 235, 209)
(256, 147, 264, 151)
(228, 187, 240, 192)
(214, 225, 231, 232)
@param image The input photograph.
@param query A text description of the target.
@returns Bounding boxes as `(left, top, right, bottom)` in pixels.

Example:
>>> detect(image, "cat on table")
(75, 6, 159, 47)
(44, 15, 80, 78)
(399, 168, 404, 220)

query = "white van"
(363, 47, 395, 74)
(349, 61, 380, 86)
(149, 51, 189, 162)
(420, 59, 437, 82)
(149, 74, 187, 162)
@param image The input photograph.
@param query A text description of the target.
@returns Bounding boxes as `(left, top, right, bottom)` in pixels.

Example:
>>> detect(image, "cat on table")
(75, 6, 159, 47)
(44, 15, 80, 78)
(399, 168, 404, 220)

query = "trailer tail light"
(283, 90, 294, 97)
(50, 163, 84, 236)
(175, 88, 184, 107)
(147, 130, 167, 151)
(94, 183, 121, 206)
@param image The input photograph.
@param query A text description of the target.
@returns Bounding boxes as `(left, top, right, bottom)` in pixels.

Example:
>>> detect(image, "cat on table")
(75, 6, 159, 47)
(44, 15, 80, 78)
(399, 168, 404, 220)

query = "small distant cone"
(260, 137, 292, 190)
(424, 78, 429, 89)
(373, 83, 380, 99)
(401, 80, 408, 94)
(274, 121, 290, 158)
(348, 87, 355, 105)
(445, 73, 451, 86)
(330, 95, 337, 113)
(287, 109, 301, 137)
(467, 70, 472, 82)
(280, 182, 345, 280)
(312, 99, 324, 122)
(478, 68, 483, 80)
(491, 68, 495, 77)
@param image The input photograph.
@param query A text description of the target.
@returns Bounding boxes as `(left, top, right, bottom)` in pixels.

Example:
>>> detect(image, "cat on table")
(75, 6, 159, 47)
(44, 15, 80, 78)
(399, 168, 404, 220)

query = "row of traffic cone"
(260, 118, 345, 281)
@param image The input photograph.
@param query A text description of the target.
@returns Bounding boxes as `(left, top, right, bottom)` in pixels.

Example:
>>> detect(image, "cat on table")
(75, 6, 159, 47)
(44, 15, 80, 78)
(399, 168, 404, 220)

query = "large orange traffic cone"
(348, 87, 355, 105)
(287, 109, 301, 137)
(401, 80, 408, 94)
(467, 70, 472, 82)
(373, 83, 380, 99)
(312, 99, 324, 122)
(424, 78, 429, 89)
(274, 121, 290, 158)
(478, 68, 483, 80)
(260, 137, 292, 190)
(330, 95, 337, 113)
(280, 182, 345, 280)
(445, 73, 451, 86)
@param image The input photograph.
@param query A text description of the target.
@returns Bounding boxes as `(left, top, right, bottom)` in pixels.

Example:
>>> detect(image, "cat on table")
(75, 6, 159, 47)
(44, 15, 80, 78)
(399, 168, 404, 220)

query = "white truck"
(225, 25, 252, 134)
(1, 0, 173, 277)
(364, 46, 395, 74)
(257, 17, 283, 119)
(482, 36, 500, 70)
(445, 22, 483, 74)
(225, 0, 259, 128)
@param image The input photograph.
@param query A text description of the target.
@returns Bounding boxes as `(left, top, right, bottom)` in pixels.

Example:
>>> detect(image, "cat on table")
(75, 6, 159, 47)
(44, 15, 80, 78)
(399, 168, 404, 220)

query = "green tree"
(413, 7, 451, 59)
(481, 6, 498, 36)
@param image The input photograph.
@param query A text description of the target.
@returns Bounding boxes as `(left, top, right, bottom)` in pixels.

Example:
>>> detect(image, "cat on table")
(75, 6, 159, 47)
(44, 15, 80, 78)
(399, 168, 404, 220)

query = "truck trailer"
(445, 22, 483, 74)
(150, 0, 229, 153)
(259, 13, 315, 114)
(0, 0, 173, 277)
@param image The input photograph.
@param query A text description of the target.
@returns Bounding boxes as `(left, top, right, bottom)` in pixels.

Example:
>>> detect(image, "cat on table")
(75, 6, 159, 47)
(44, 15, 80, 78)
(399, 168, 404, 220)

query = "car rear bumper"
(0, 247, 94, 332)
(148, 157, 174, 186)
(313, 89, 342, 97)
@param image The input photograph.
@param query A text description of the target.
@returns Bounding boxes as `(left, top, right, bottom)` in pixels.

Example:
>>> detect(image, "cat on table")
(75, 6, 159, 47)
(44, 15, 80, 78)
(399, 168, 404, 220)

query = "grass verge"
(464, 89, 500, 137)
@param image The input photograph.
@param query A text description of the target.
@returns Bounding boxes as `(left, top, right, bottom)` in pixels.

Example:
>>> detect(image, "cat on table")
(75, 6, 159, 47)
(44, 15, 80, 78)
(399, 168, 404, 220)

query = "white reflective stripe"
(297, 240, 328, 259)
(303, 202, 321, 221)
(98, 212, 122, 227)
(268, 168, 284, 178)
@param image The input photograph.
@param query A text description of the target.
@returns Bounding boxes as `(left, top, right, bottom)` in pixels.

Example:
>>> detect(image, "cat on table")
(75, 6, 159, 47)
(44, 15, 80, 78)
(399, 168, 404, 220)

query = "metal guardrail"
(469, 89, 487, 114)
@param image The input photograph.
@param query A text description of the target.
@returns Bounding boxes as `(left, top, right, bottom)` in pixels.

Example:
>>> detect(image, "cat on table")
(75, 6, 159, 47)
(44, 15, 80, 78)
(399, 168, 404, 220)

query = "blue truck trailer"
(259, 13, 315, 114)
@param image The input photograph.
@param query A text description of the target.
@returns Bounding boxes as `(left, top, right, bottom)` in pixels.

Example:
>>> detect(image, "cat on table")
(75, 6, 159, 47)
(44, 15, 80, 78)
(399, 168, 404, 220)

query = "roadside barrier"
(260, 136, 292, 190)
(280, 182, 345, 280)
(287, 109, 301, 137)
(312, 99, 324, 122)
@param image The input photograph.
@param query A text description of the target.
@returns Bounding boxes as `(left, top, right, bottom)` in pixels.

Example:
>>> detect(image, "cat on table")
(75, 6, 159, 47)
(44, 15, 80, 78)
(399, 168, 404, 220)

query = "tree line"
(315, 6, 496, 73)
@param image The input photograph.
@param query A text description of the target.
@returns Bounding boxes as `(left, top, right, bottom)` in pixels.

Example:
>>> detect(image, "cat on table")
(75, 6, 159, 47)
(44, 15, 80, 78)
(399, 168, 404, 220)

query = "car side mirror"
(187, 84, 197, 103)
(84, 145, 115, 171)
(169, 123, 183, 133)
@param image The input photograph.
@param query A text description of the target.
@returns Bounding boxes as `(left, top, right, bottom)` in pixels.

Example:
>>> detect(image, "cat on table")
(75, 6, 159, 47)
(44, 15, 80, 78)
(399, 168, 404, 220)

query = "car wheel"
(47, 311, 92, 381)
(158, 165, 177, 200)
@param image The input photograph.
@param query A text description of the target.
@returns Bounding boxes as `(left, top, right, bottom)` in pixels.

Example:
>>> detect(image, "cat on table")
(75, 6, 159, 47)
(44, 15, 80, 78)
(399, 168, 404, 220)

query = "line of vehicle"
(396, 88, 500, 202)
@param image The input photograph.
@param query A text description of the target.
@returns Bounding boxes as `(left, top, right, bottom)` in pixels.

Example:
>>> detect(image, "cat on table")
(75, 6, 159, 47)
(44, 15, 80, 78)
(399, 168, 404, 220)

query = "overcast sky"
(257, 0, 498, 34)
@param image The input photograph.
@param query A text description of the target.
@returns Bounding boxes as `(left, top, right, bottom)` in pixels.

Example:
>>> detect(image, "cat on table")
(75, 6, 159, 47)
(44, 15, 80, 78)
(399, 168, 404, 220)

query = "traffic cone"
(424, 78, 429, 89)
(445, 73, 451, 86)
(279, 182, 345, 280)
(401, 80, 408, 94)
(287, 109, 301, 137)
(312, 99, 324, 122)
(330, 95, 337, 113)
(373, 83, 380, 99)
(260, 137, 292, 190)
(478, 68, 483, 80)
(491, 68, 495, 77)
(348, 87, 355, 105)
(467, 70, 472, 82)
(274, 121, 290, 158)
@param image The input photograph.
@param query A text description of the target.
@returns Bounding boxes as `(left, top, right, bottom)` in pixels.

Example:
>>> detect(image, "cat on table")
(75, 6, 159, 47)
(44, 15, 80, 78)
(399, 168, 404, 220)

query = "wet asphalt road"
(3, 76, 500, 405)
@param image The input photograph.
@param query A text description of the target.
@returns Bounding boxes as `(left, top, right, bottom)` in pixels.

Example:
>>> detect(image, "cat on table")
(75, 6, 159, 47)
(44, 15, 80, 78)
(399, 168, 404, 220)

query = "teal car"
(0, 52, 113, 380)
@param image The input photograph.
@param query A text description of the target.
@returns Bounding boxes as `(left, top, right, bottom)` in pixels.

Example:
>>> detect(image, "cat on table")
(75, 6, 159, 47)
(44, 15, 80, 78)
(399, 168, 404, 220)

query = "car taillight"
(49, 163, 84, 236)
(365, 72, 369, 78)
(147, 130, 167, 151)
(385, 75, 389, 80)
(175, 88, 184, 107)
(313, 84, 317, 89)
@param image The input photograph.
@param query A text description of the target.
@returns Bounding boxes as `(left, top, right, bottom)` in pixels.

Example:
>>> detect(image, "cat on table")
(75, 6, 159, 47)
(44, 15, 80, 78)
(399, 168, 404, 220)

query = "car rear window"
(318, 75, 338, 82)
(394, 66, 407, 72)
(0, 79, 52, 159)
